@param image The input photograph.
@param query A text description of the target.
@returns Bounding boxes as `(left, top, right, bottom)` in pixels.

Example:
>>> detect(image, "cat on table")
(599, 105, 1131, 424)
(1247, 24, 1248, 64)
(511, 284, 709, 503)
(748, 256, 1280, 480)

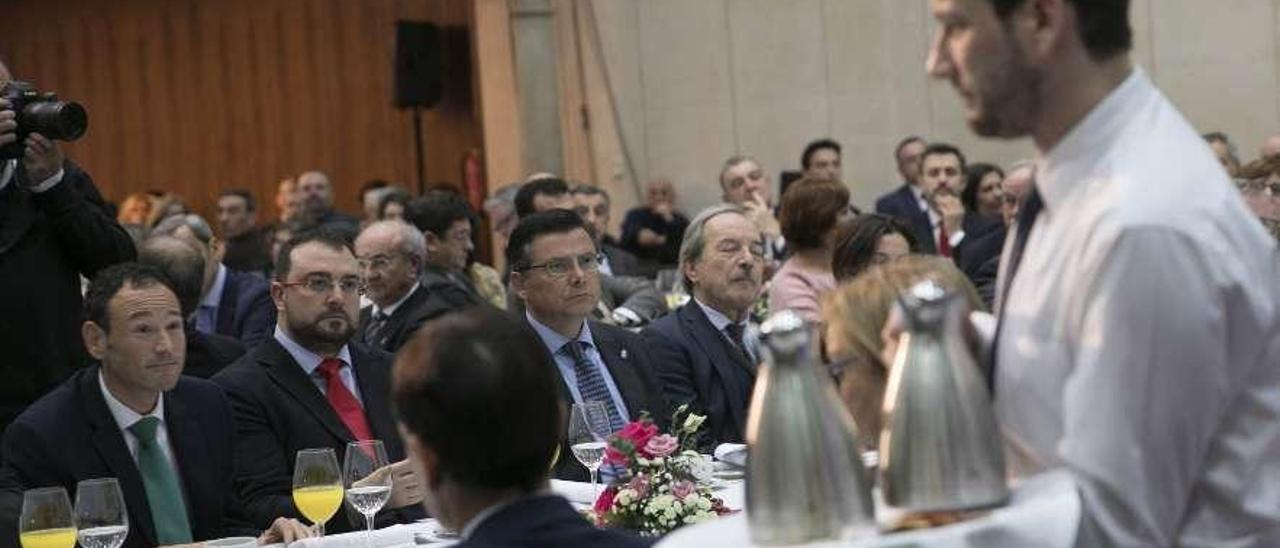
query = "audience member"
(358, 179, 391, 227)
(769, 179, 853, 320)
(962, 162, 1004, 220)
(513, 177, 575, 219)
(960, 161, 1033, 307)
(483, 183, 523, 242)
(621, 178, 690, 267)
(274, 177, 302, 224)
(297, 170, 360, 239)
(138, 236, 246, 379)
(1261, 134, 1280, 160)
(154, 214, 276, 348)
(800, 138, 843, 183)
(643, 205, 764, 447)
(218, 188, 273, 276)
(117, 192, 154, 225)
(820, 255, 982, 451)
(918, 143, 1000, 261)
(392, 307, 653, 547)
(404, 191, 488, 304)
(1203, 131, 1240, 176)
(718, 156, 780, 247)
(874, 136, 933, 250)
(506, 210, 669, 480)
(213, 227, 425, 533)
(571, 184, 652, 278)
(355, 220, 474, 353)
(148, 193, 187, 227)
(831, 213, 919, 282)
(1, 263, 312, 547)
(378, 188, 410, 221)
(0, 57, 136, 427)
(1236, 155, 1280, 241)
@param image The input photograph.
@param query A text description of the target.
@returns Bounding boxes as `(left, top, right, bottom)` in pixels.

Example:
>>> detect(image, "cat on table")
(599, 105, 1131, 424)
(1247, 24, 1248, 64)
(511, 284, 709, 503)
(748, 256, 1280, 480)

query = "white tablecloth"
(658, 470, 1080, 548)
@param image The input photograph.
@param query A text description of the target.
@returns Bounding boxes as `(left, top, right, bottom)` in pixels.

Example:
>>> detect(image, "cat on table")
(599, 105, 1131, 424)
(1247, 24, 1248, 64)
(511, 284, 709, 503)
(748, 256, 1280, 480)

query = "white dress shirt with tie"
(274, 326, 363, 405)
(98, 370, 181, 477)
(994, 67, 1280, 546)
(525, 311, 631, 421)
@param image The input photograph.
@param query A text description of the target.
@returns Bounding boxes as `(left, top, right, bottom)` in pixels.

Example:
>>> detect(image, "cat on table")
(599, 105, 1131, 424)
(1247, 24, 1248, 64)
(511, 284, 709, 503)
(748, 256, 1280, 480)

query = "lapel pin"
(620, 349, 629, 360)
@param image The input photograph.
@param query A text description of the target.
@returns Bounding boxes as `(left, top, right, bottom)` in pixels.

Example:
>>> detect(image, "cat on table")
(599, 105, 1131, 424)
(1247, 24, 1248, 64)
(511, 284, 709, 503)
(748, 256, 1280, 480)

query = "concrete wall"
(584, 0, 1280, 214)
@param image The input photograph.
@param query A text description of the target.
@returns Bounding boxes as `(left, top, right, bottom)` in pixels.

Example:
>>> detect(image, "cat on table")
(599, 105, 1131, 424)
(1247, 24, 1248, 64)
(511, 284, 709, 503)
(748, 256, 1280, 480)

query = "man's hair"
(377, 189, 411, 220)
(513, 178, 570, 218)
(152, 214, 215, 245)
(505, 209, 592, 272)
(570, 184, 610, 208)
(84, 263, 177, 334)
(274, 226, 357, 280)
(359, 220, 426, 267)
(990, 0, 1131, 61)
(718, 155, 759, 189)
(778, 179, 851, 251)
(219, 189, 256, 212)
(920, 143, 968, 174)
(962, 162, 1004, 212)
(393, 307, 561, 493)
(359, 179, 390, 200)
(138, 236, 207, 318)
(831, 213, 920, 282)
(405, 191, 475, 237)
(677, 204, 750, 290)
(801, 138, 842, 170)
(894, 136, 926, 160)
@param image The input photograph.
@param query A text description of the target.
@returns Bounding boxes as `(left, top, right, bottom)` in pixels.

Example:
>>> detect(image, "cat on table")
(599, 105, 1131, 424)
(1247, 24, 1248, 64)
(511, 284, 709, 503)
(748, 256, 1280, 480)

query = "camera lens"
(23, 100, 88, 141)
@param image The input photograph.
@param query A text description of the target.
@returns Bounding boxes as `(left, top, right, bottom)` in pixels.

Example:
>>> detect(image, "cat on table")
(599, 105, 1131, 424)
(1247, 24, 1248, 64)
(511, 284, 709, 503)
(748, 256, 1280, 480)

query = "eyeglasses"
(517, 253, 602, 278)
(280, 275, 363, 295)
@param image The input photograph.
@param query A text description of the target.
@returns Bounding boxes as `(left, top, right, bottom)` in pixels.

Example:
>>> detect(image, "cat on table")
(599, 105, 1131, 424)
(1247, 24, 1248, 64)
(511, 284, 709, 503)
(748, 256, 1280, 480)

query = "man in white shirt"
(924, 0, 1280, 545)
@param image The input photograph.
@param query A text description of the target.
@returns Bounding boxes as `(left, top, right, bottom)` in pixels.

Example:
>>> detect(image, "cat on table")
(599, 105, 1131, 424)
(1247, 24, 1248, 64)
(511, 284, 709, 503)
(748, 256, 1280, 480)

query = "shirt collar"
(273, 325, 354, 376)
(201, 264, 229, 309)
(374, 282, 420, 318)
(525, 311, 594, 354)
(694, 297, 747, 333)
(98, 368, 165, 431)
(1037, 66, 1146, 211)
(0, 159, 13, 192)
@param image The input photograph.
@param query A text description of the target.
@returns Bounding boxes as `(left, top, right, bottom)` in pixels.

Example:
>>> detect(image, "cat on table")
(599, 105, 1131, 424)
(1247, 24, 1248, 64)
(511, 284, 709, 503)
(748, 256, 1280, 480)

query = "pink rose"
(616, 420, 658, 457)
(643, 434, 678, 458)
(594, 486, 617, 515)
(672, 480, 697, 501)
(626, 474, 651, 499)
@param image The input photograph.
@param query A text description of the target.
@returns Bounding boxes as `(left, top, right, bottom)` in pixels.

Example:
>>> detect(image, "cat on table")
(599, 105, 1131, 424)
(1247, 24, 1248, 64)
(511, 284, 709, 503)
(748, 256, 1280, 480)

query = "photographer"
(0, 61, 135, 428)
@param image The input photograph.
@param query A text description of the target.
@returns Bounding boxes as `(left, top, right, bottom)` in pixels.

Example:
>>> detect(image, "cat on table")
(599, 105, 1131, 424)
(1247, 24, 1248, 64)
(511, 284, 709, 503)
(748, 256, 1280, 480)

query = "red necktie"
(317, 358, 373, 441)
(938, 224, 953, 258)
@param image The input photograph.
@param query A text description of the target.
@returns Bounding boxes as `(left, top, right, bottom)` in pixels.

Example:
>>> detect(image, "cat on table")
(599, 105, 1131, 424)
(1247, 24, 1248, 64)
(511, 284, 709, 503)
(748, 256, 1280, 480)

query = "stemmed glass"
(292, 448, 344, 538)
(74, 478, 128, 548)
(568, 401, 614, 495)
(343, 440, 392, 548)
(18, 487, 75, 548)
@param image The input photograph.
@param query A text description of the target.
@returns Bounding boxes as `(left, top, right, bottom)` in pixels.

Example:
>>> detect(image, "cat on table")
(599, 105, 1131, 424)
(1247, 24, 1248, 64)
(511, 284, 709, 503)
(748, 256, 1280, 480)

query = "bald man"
(1261, 135, 1280, 160)
(297, 170, 360, 240)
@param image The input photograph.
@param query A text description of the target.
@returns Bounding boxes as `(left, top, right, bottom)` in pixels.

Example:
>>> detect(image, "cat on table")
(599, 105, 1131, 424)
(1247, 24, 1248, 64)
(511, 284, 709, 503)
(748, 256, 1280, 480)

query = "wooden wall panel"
(0, 0, 481, 224)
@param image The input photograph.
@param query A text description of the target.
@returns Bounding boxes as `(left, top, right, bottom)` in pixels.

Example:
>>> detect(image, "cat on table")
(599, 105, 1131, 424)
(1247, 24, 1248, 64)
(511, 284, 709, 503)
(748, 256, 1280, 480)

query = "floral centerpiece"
(589, 405, 735, 536)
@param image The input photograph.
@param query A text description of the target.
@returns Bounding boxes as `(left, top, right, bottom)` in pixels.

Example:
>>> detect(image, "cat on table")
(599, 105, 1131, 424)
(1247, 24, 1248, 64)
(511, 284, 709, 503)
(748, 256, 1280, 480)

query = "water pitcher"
(879, 280, 1008, 512)
(745, 311, 875, 544)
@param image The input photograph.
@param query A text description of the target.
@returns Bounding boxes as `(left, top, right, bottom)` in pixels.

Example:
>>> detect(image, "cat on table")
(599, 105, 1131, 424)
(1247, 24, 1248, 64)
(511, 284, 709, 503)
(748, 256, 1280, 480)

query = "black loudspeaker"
(394, 21, 443, 108)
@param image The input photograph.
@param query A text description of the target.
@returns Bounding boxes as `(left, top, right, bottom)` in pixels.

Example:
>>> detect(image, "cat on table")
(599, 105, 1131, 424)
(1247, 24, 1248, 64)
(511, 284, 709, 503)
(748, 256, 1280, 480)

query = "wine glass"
(74, 478, 128, 548)
(343, 440, 392, 548)
(568, 401, 613, 495)
(18, 487, 75, 548)
(292, 448, 344, 537)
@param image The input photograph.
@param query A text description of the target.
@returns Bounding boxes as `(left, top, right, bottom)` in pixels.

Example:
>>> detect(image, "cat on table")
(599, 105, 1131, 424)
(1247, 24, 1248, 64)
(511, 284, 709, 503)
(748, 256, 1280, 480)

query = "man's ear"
(210, 237, 226, 262)
(401, 427, 441, 491)
(423, 231, 441, 254)
(82, 321, 107, 360)
(510, 271, 528, 302)
(270, 281, 286, 312)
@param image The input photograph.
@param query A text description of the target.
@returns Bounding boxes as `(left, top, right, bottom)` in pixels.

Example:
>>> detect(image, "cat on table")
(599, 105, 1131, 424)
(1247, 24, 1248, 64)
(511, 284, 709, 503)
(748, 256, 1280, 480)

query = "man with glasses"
(354, 220, 474, 353)
(213, 227, 425, 533)
(507, 210, 669, 481)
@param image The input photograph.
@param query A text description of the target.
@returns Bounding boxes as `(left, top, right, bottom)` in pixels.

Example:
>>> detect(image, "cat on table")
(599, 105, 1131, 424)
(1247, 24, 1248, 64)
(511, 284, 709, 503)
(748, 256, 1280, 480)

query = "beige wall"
(580, 0, 1280, 215)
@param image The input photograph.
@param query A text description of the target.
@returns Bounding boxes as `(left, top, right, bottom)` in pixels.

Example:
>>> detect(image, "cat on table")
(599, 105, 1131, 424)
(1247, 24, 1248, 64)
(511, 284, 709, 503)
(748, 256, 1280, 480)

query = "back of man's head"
(988, 0, 1131, 61)
(138, 236, 207, 318)
(513, 178, 570, 218)
(393, 307, 560, 496)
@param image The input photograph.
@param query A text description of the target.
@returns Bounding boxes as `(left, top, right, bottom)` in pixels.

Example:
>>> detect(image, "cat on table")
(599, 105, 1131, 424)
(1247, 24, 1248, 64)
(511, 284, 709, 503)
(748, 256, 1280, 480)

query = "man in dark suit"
(507, 210, 670, 481)
(570, 184, 656, 278)
(960, 161, 1034, 307)
(874, 136, 936, 252)
(217, 188, 273, 277)
(404, 191, 488, 305)
(0, 63, 136, 428)
(0, 263, 311, 547)
(918, 143, 1002, 262)
(153, 214, 277, 348)
(392, 307, 652, 547)
(643, 205, 764, 447)
(354, 220, 474, 353)
(213, 227, 424, 534)
(297, 170, 360, 241)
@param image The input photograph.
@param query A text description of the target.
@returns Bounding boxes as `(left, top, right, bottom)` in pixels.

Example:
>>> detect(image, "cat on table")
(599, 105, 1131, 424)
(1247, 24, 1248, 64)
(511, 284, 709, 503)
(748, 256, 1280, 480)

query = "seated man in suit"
(138, 236, 246, 378)
(354, 220, 474, 353)
(1, 263, 311, 547)
(874, 136, 935, 252)
(213, 227, 424, 533)
(570, 184, 655, 278)
(392, 307, 652, 547)
(153, 213, 276, 348)
(507, 210, 670, 480)
(643, 205, 764, 447)
(403, 191, 488, 305)
(916, 143, 1001, 261)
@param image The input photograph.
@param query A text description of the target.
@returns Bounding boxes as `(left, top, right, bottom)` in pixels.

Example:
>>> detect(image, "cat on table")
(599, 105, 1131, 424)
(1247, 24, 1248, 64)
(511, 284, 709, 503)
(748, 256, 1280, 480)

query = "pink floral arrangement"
(589, 405, 734, 536)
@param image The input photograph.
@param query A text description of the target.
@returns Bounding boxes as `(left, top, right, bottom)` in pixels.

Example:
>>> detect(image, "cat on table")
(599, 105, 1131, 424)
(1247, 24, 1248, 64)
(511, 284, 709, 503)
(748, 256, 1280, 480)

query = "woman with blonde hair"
(819, 254, 984, 451)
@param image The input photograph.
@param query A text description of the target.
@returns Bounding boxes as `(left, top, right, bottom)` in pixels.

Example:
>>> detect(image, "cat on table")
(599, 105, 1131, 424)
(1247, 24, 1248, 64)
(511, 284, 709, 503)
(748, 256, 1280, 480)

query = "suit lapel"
(164, 390, 214, 539)
(216, 271, 240, 337)
(258, 340, 355, 443)
(589, 323, 645, 420)
(382, 286, 427, 349)
(680, 304, 752, 432)
(79, 369, 158, 547)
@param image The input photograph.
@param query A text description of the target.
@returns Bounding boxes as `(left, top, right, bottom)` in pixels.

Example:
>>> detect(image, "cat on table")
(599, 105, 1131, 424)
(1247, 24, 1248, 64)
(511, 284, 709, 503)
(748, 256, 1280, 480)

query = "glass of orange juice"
(292, 448, 344, 537)
(19, 487, 75, 548)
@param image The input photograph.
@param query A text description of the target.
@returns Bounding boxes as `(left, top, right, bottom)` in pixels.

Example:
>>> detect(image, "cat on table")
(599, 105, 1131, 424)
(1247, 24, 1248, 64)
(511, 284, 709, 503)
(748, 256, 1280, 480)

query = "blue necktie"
(562, 341, 627, 432)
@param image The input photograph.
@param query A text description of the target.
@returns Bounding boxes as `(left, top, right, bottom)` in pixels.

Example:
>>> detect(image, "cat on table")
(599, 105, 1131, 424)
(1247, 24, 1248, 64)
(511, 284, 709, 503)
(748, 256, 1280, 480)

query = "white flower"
(682, 413, 707, 433)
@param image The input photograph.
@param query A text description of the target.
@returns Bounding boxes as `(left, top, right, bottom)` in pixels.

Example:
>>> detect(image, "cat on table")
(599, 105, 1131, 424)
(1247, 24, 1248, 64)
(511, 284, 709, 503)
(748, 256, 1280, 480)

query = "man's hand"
(743, 191, 780, 238)
(356, 459, 424, 509)
(22, 133, 63, 184)
(257, 516, 317, 545)
(637, 228, 666, 247)
(652, 200, 675, 222)
(933, 192, 965, 235)
(0, 99, 15, 147)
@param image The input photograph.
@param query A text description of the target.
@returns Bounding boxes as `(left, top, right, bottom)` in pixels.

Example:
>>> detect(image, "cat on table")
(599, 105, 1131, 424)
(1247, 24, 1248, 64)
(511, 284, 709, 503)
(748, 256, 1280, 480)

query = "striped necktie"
(129, 417, 193, 544)
(561, 341, 626, 432)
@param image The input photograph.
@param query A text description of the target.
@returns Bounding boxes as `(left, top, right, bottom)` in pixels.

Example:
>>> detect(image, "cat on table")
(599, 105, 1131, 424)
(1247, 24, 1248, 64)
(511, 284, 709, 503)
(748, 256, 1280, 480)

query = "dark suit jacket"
(952, 212, 1002, 268)
(537, 321, 670, 481)
(358, 280, 476, 353)
(185, 328, 248, 379)
(456, 494, 653, 548)
(874, 184, 936, 254)
(214, 267, 276, 348)
(211, 338, 421, 533)
(0, 367, 249, 548)
(0, 161, 135, 427)
(642, 302, 756, 447)
(958, 226, 1007, 309)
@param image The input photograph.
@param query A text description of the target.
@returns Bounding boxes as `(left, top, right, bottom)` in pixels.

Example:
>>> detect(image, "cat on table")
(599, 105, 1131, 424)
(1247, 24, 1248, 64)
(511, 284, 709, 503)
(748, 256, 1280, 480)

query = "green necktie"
(129, 416, 193, 544)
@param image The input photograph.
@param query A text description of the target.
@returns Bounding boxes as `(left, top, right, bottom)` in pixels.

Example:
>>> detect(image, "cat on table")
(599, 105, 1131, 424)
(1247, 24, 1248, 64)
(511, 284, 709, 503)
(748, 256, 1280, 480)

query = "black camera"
(0, 81, 88, 160)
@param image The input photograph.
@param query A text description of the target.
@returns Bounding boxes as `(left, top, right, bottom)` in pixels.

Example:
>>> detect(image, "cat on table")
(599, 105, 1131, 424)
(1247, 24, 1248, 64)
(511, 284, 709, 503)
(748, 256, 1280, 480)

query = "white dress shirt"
(98, 370, 181, 475)
(195, 264, 228, 334)
(525, 311, 631, 420)
(994, 67, 1280, 546)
